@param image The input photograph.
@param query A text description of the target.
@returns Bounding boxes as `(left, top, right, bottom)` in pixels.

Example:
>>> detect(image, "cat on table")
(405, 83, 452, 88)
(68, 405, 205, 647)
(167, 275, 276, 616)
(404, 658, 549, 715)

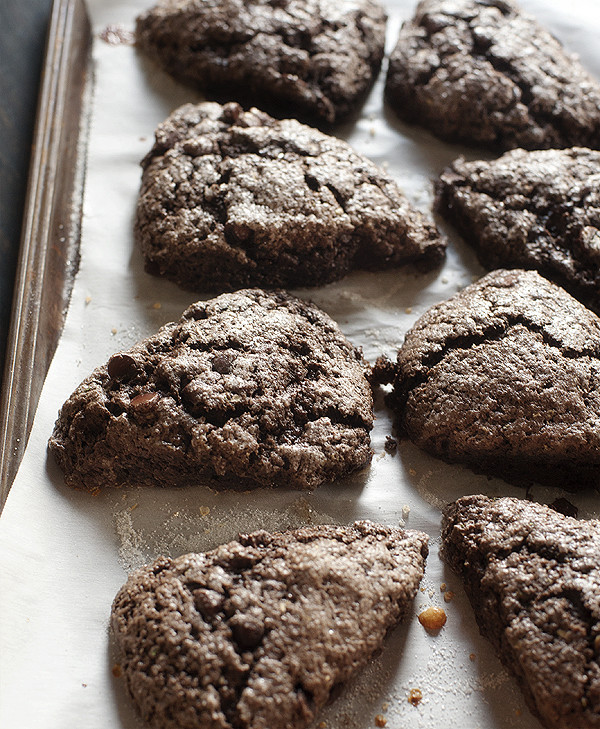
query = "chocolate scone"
(112, 521, 429, 729)
(441, 495, 600, 729)
(435, 147, 600, 313)
(135, 101, 445, 292)
(135, 0, 386, 125)
(48, 289, 374, 491)
(377, 269, 600, 488)
(385, 0, 600, 150)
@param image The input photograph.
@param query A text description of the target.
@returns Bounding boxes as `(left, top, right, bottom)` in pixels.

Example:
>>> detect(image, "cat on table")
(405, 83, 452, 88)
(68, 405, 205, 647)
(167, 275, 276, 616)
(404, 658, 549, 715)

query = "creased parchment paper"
(1, 1, 599, 728)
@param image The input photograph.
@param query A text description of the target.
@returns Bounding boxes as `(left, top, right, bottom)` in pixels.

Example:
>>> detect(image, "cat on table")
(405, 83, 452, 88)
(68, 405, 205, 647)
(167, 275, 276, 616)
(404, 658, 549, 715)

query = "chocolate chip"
(107, 353, 137, 379)
(131, 392, 159, 408)
(212, 354, 233, 374)
(230, 614, 264, 649)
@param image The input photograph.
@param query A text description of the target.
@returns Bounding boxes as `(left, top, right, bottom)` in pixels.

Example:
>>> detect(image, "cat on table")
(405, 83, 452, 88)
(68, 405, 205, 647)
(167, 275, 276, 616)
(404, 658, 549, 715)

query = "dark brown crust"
(385, 0, 600, 151)
(386, 269, 600, 489)
(135, 0, 387, 125)
(111, 521, 429, 729)
(48, 289, 374, 491)
(441, 495, 600, 729)
(134, 101, 445, 292)
(435, 147, 600, 313)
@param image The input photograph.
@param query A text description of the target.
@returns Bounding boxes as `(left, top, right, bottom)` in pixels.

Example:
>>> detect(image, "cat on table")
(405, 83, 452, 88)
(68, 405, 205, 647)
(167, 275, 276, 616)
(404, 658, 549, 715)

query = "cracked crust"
(135, 0, 387, 125)
(435, 147, 600, 313)
(134, 102, 445, 292)
(385, 0, 600, 150)
(111, 521, 429, 729)
(441, 495, 600, 729)
(379, 269, 600, 488)
(48, 289, 374, 491)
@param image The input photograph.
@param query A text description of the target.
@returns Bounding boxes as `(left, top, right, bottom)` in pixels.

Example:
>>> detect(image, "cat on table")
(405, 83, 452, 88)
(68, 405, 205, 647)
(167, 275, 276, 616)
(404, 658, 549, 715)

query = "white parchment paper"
(1, 1, 599, 728)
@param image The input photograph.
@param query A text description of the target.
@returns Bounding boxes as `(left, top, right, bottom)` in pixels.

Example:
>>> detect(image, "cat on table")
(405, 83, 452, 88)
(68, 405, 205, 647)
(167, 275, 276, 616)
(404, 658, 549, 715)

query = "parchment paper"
(1, 1, 599, 728)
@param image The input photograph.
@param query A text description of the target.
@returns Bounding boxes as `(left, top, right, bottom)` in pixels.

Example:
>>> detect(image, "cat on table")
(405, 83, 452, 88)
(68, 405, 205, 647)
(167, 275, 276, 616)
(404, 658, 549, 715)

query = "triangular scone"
(385, 0, 600, 150)
(441, 495, 600, 729)
(435, 147, 600, 313)
(48, 290, 373, 491)
(135, 0, 387, 125)
(134, 102, 445, 292)
(111, 521, 429, 729)
(378, 269, 600, 489)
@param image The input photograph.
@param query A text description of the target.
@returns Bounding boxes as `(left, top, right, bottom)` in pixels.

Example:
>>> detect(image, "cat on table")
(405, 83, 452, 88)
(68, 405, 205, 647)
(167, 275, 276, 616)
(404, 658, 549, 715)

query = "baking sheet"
(1, 1, 599, 727)
(0, 0, 91, 506)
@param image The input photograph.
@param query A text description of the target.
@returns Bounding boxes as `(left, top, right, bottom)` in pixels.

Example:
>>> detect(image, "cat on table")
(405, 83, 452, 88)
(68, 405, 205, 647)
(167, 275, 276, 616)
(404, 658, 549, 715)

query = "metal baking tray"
(0, 0, 91, 511)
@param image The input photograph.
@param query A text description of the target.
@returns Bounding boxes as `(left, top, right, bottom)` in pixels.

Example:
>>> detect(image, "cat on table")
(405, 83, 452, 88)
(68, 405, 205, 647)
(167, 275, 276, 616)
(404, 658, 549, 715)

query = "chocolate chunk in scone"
(135, 0, 387, 125)
(48, 289, 374, 491)
(385, 0, 600, 150)
(441, 495, 600, 729)
(111, 521, 429, 729)
(378, 269, 600, 489)
(435, 147, 600, 313)
(134, 102, 446, 292)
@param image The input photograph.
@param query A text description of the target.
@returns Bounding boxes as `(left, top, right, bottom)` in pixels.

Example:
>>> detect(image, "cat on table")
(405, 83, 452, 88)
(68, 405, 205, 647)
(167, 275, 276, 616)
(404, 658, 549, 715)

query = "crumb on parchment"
(418, 606, 447, 631)
(408, 688, 423, 706)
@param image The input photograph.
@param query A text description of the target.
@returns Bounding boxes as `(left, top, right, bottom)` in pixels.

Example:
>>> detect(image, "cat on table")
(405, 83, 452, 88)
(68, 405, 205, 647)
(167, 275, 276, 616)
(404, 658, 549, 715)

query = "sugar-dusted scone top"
(378, 269, 600, 489)
(48, 289, 374, 491)
(385, 0, 600, 150)
(135, 102, 445, 292)
(136, 0, 387, 125)
(112, 521, 429, 729)
(435, 147, 600, 313)
(442, 495, 600, 729)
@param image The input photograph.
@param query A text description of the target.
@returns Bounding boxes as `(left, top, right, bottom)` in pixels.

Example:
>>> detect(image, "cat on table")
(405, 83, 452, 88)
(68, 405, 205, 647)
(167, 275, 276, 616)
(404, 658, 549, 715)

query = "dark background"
(0, 0, 54, 382)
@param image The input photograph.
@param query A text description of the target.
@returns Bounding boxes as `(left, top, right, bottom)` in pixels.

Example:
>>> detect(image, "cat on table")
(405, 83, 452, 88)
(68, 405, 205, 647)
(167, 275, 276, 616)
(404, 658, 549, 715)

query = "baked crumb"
(111, 664, 122, 678)
(418, 606, 447, 631)
(374, 714, 387, 727)
(408, 688, 423, 706)
(469, 652, 476, 661)
(384, 436, 397, 454)
(99, 24, 134, 46)
(443, 590, 455, 602)
(440, 582, 447, 592)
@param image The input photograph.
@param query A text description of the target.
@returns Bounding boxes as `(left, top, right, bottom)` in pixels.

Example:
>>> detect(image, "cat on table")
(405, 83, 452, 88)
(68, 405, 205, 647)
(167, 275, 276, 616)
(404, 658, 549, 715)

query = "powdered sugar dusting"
(112, 492, 335, 572)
